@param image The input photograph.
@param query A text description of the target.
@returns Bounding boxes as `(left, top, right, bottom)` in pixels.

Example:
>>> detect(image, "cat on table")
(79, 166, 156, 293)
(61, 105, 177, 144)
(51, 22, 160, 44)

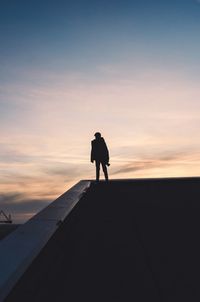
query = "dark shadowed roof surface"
(5, 178, 200, 302)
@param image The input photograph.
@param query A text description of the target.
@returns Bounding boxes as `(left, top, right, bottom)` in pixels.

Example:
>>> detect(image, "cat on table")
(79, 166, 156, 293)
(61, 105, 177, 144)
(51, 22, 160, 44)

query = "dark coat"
(91, 137, 109, 163)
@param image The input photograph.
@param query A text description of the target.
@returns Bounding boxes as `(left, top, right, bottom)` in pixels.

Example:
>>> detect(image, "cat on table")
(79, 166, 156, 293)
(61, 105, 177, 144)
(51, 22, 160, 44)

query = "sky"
(1, 0, 200, 223)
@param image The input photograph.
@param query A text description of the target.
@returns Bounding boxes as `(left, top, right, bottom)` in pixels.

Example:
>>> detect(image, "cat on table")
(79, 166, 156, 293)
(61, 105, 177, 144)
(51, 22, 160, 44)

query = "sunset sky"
(1, 0, 200, 223)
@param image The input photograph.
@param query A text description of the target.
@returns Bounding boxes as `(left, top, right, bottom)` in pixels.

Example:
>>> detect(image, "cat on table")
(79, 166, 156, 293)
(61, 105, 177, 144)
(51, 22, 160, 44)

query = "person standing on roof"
(91, 132, 110, 182)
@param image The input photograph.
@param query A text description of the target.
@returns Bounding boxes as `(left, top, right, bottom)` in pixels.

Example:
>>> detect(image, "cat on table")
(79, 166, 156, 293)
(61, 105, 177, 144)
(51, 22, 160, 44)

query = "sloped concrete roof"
(2, 178, 200, 302)
(0, 181, 90, 302)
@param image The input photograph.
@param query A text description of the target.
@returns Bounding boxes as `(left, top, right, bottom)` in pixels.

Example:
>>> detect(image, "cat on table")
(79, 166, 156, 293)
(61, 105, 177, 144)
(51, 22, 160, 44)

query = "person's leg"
(102, 162, 108, 181)
(95, 160, 100, 181)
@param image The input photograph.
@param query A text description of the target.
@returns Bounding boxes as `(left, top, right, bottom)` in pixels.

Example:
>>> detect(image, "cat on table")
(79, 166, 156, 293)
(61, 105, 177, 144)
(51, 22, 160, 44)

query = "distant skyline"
(1, 0, 200, 222)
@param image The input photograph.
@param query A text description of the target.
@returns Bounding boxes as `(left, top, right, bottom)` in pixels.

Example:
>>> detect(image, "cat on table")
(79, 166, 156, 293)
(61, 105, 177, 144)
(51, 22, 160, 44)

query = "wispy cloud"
(0, 193, 50, 223)
(1, 64, 200, 223)
(112, 151, 200, 176)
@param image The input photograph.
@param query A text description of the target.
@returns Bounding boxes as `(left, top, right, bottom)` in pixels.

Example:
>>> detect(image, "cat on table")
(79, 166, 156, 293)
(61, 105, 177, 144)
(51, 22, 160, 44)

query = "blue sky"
(1, 0, 200, 71)
(1, 0, 200, 222)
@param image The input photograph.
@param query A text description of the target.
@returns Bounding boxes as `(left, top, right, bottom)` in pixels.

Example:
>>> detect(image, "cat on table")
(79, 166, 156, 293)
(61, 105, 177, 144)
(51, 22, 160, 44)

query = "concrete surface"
(4, 178, 200, 302)
(0, 181, 90, 302)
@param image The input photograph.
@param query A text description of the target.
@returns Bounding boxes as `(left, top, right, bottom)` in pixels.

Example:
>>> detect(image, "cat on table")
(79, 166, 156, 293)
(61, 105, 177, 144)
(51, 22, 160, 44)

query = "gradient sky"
(1, 0, 200, 223)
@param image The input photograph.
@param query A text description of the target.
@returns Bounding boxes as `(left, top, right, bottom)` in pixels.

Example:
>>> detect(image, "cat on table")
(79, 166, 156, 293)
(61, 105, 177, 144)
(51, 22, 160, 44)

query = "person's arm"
(103, 139, 109, 162)
(105, 143, 109, 162)
(91, 141, 94, 163)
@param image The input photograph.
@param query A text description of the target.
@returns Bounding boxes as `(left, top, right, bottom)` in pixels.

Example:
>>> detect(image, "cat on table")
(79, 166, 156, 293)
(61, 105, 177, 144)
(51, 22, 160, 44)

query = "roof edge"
(0, 180, 91, 302)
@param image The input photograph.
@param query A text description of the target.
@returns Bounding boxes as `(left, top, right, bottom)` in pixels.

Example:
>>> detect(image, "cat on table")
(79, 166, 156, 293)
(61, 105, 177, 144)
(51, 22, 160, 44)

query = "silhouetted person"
(91, 132, 110, 182)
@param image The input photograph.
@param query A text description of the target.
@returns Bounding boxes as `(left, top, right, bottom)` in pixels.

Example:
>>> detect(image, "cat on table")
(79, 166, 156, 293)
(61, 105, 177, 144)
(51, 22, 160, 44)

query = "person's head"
(94, 132, 101, 139)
